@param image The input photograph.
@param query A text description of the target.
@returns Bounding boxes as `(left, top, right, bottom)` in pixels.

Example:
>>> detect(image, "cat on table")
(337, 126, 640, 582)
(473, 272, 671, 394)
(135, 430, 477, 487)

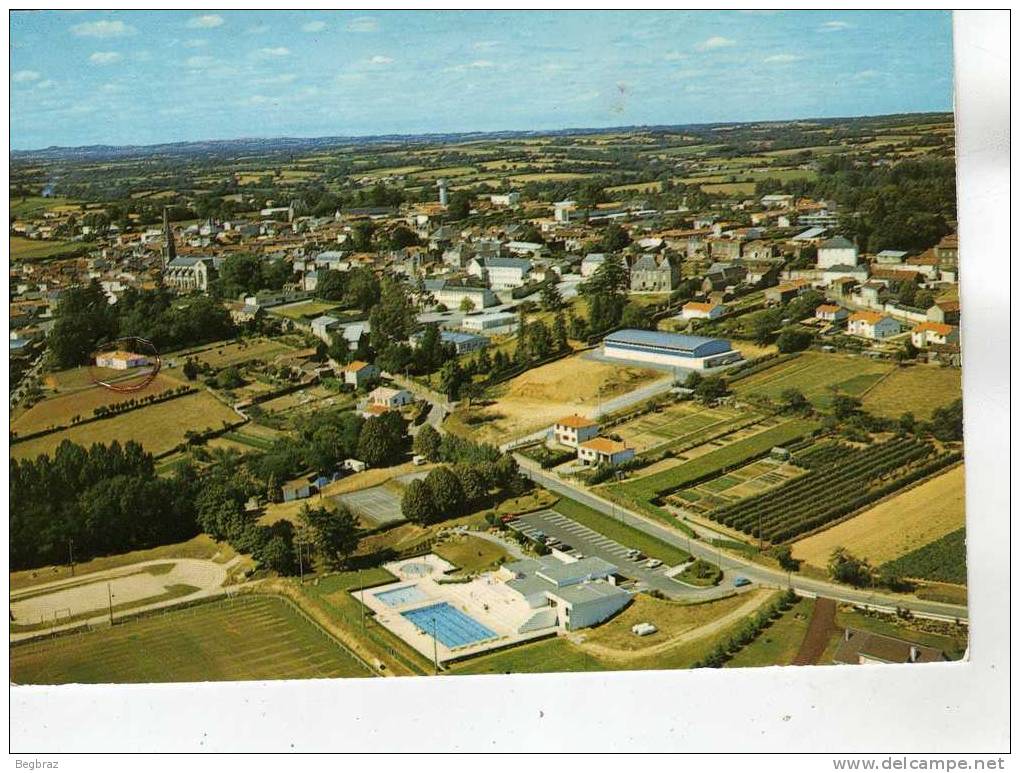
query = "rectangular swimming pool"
(374, 585, 429, 608)
(401, 603, 497, 649)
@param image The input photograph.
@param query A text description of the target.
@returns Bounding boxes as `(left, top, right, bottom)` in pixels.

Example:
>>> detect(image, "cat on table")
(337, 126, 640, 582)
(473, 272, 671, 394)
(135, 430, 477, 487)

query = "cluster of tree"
(10, 440, 198, 569)
(48, 283, 236, 369)
(579, 255, 629, 335)
(214, 254, 291, 300)
(89, 385, 193, 419)
(401, 439, 525, 525)
(684, 372, 730, 404)
(316, 266, 381, 312)
(691, 589, 799, 668)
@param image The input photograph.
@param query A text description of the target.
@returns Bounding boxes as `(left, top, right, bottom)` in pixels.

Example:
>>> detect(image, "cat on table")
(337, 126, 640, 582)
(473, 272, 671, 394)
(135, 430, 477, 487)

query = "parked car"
(645, 559, 662, 569)
(544, 536, 560, 547)
(733, 576, 752, 587)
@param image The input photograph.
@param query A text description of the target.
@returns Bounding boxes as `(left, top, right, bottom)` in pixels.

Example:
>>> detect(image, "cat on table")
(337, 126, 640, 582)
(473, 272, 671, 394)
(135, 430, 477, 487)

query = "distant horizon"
(10, 10, 954, 150)
(10, 108, 955, 155)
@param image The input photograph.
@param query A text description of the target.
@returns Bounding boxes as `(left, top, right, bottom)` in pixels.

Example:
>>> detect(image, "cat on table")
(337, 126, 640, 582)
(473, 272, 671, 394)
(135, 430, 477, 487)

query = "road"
(515, 457, 969, 622)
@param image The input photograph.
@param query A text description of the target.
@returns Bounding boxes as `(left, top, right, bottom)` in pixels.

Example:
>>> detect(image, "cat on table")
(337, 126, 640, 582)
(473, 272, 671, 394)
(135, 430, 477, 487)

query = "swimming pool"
(374, 585, 430, 608)
(401, 603, 497, 649)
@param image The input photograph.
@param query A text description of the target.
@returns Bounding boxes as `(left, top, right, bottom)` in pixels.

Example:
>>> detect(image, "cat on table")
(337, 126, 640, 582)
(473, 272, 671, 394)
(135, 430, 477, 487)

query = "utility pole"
(297, 541, 304, 584)
(107, 583, 114, 626)
(69, 538, 75, 578)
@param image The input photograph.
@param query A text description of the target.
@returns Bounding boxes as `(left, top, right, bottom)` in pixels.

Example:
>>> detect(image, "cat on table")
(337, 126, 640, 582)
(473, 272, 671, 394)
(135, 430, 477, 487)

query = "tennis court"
(335, 485, 404, 526)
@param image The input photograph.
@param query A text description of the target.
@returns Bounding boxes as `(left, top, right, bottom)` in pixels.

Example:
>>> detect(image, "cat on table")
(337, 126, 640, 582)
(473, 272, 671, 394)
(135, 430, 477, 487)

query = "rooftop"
(556, 414, 599, 429)
(580, 437, 630, 455)
(605, 328, 730, 353)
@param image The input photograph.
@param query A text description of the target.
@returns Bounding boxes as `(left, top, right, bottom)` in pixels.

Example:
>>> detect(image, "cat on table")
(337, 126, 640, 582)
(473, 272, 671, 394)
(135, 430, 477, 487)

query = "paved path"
(515, 457, 968, 622)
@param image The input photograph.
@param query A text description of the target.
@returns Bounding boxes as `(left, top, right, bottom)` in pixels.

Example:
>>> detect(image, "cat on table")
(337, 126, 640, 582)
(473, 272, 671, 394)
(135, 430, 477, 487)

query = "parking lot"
(508, 509, 697, 599)
(334, 485, 405, 527)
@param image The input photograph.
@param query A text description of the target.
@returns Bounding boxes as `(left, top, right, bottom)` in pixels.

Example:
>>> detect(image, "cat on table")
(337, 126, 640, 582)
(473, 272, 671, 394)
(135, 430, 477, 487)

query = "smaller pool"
(400, 562, 433, 577)
(374, 585, 430, 608)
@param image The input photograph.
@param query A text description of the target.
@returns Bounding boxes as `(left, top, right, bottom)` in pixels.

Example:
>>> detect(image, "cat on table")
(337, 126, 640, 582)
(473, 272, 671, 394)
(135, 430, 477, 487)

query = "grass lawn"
(180, 338, 298, 370)
(552, 498, 690, 566)
(733, 351, 894, 410)
(447, 636, 606, 675)
(608, 418, 818, 502)
(10, 236, 83, 261)
(10, 595, 373, 684)
(269, 300, 344, 321)
(726, 596, 814, 668)
(11, 391, 241, 461)
(434, 534, 510, 574)
(10, 195, 80, 218)
(861, 364, 963, 420)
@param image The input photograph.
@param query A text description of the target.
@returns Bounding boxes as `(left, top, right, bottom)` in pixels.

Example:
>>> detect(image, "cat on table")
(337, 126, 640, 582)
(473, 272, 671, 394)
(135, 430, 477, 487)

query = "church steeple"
(161, 207, 176, 269)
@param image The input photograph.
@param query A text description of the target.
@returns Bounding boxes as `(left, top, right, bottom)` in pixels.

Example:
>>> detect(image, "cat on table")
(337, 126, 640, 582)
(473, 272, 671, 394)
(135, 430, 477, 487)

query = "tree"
(898, 411, 917, 435)
(540, 282, 564, 311)
(779, 388, 809, 414)
(182, 359, 199, 381)
(831, 394, 862, 421)
(438, 359, 465, 400)
(929, 398, 963, 441)
(412, 424, 443, 462)
(316, 269, 346, 301)
(425, 466, 465, 519)
(553, 310, 569, 351)
(459, 296, 475, 312)
(369, 277, 417, 352)
(694, 375, 729, 404)
(401, 479, 437, 524)
(350, 221, 376, 251)
(386, 225, 419, 250)
(581, 255, 629, 333)
(620, 303, 653, 330)
(600, 223, 631, 252)
(776, 327, 814, 354)
(447, 191, 472, 220)
(299, 504, 360, 570)
(357, 412, 408, 467)
(216, 366, 245, 390)
(452, 463, 488, 506)
(827, 547, 873, 587)
(259, 533, 297, 575)
(914, 289, 936, 311)
(343, 267, 381, 312)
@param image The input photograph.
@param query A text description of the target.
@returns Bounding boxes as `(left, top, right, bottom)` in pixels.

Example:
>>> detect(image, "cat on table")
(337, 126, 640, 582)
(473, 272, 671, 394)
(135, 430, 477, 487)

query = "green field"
(879, 528, 967, 585)
(448, 636, 605, 675)
(10, 195, 80, 218)
(609, 418, 818, 502)
(11, 236, 82, 261)
(10, 595, 373, 684)
(726, 596, 814, 668)
(733, 351, 894, 409)
(614, 403, 758, 454)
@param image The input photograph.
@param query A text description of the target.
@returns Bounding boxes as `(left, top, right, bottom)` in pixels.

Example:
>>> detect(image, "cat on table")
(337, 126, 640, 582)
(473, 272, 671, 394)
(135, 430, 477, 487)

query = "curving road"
(515, 456, 969, 623)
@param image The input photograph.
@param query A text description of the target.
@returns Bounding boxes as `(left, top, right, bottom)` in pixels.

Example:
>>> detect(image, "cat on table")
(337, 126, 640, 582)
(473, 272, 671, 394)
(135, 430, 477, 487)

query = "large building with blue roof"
(603, 329, 744, 370)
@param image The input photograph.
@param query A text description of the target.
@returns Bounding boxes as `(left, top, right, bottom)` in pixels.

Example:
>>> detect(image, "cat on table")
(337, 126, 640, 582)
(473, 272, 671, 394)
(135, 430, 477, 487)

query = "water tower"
(437, 178, 449, 207)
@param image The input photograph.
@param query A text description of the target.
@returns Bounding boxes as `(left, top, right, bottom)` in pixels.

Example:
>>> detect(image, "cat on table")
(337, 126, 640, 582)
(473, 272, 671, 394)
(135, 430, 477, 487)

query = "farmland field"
(184, 338, 298, 369)
(10, 236, 82, 261)
(11, 391, 240, 460)
(733, 351, 894, 409)
(10, 195, 80, 217)
(10, 595, 372, 684)
(609, 418, 818, 502)
(861, 364, 963, 419)
(669, 457, 806, 513)
(713, 439, 960, 544)
(613, 402, 757, 454)
(879, 528, 967, 585)
(12, 374, 188, 436)
(792, 465, 965, 569)
(269, 300, 343, 321)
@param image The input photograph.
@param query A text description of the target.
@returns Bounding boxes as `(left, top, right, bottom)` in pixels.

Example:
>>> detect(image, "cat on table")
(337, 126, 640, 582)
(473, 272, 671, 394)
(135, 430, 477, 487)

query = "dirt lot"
(862, 363, 963, 419)
(792, 465, 965, 569)
(11, 391, 240, 460)
(449, 354, 660, 444)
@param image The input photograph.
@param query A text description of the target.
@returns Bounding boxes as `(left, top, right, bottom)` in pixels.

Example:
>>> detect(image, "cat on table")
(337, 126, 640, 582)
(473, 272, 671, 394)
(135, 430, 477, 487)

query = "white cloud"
(820, 21, 853, 32)
(256, 73, 297, 85)
(469, 60, 494, 68)
(12, 70, 40, 83)
(695, 36, 735, 51)
(71, 20, 136, 38)
(36, 79, 56, 89)
(187, 15, 224, 29)
(347, 17, 378, 33)
(89, 51, 123, 65)
(302, 21, 326, 33)
(185, 55, 215, 68)
(258, 47, 291, 57)
(246, 24, 269, 35)
(852, 69, 880, 80)
(764, 53, 803, 64)
(184, 39, 208, 48)
(368, 55, 394, 65)
(664, 51, 687, 62)
(473, 40, 500, 50)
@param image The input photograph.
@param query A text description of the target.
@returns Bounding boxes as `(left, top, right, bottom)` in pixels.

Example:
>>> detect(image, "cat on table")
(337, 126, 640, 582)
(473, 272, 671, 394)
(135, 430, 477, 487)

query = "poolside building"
(94, 350, 150, 370)
(602, 329, 743, 370)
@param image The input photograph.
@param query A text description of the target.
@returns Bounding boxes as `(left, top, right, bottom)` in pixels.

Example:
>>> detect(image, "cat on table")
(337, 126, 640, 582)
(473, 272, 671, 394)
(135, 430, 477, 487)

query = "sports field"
(733, 351, 894, 409)
(10, 595, 373, 684)
(792, 465, 965, 569)
(11, 391, 240, 460)
(335, 485, 405, 527)
(861, 363, 963, 420)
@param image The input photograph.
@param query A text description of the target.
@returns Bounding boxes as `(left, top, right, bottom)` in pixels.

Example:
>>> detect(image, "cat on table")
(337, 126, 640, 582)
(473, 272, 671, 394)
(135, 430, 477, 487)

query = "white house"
(553, 200, 577, 223)
(847, 311, 902, 340)
(910, 322, 960, 349)
(468, 257, 533, 290)
(577, 437, 635, 467)
(310, 315, 342, 342)
(817, 236, 859, 269)
(814, 304, 849, 323)
(368, 386, 414, 409)
(552, 415, 600, 448)
(681, 301, 727, 320)
(760, 193, 795, 209)
(95, 350, 150, 370)
(490, 192, 521, 207)
(341, 360, 380, 388)
(461, 312, 519, 334)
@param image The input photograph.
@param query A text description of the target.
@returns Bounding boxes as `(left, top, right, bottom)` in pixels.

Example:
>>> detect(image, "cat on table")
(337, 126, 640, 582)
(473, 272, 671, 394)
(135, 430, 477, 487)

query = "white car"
(645, 559, 662, 569)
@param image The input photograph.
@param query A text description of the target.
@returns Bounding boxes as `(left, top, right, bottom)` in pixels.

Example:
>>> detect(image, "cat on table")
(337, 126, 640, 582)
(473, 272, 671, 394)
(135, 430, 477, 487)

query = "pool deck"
(354, 555, 558, 665)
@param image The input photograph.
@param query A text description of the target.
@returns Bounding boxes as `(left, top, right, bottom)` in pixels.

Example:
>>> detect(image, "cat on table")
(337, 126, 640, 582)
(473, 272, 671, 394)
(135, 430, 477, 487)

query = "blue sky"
(9, 10, 954, 150)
